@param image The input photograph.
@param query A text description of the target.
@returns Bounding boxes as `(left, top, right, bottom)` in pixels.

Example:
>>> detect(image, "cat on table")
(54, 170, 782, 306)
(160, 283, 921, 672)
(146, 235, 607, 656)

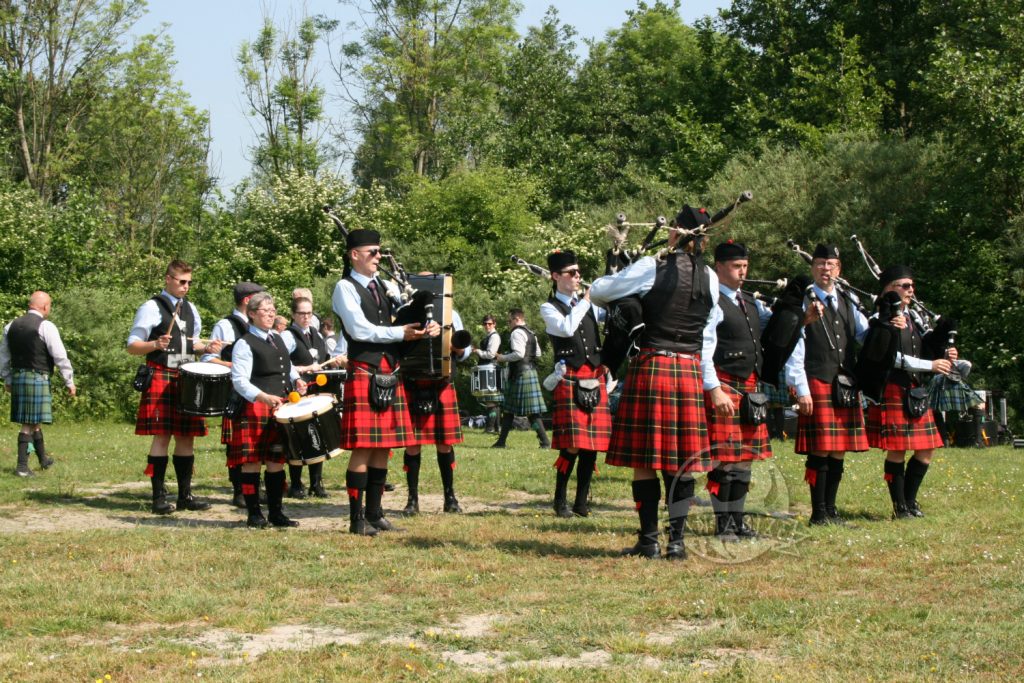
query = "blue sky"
(132, 1, 727, 189)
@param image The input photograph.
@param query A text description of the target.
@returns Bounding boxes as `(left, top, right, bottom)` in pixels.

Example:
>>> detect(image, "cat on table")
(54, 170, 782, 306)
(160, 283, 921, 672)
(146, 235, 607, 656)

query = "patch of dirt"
(435, 613, 504, 638)
(645, 619, 723, 645)
(190, 625, 367, 665)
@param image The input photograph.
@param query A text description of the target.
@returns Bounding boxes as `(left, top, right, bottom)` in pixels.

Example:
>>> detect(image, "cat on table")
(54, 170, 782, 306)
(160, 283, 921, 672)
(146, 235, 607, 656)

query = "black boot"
(491, 413, 514, 448)
(438, 449, 461, 513)
(307, 462, 327, 498)
(729, 469, 757, 539)
(621, 479, 661, 558)
(287, 464, 307, 499)
(806, 455, 829, 526)
(346, 470, 378, 536)
(708, 467, 736, 541)
(228, 465, 246, 508)
(16, 434, 33, 477)
(32, 430, 53, 469)
(366, 466, 401, 531)
(825, 457, 846, 524)
(403, 451, 420, 516)
(552, 450, 576, 518)
(242, 471, 267, 528)
(173, 455, 211, 511)
(573, 451, 597, 517)
(148, 456, 175, 514)
(531, 415, 551, 449)
(904, 457, 929, 517)
(266, 469, 299, 527)
(663, 472, 693, 560)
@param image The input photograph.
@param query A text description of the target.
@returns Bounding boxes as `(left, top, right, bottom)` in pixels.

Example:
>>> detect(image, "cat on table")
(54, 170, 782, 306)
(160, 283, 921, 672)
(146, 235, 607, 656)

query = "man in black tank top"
(1, 291, 76, 477)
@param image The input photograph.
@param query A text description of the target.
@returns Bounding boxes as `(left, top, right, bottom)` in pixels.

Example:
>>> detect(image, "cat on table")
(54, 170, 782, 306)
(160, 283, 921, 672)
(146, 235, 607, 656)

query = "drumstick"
(164, 298, 183, 336)
(196, 339, 234, 347)
(319, 354, 348, 369)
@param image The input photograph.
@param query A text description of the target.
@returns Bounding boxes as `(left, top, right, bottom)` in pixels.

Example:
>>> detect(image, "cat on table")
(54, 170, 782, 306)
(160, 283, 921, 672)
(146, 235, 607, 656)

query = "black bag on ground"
(740, 391, 769, 426)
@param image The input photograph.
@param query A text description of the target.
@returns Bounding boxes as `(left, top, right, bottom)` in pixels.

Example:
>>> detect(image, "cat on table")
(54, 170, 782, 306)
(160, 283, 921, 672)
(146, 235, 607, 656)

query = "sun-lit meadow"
(0, 421, 1021, 682)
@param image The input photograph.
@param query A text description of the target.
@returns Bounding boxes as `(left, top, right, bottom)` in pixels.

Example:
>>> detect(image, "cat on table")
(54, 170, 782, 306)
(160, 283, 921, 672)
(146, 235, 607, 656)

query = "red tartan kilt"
(551, 363, 612, 452)
(795, 377, 868, 455)
(220, 415, 233, 445)
(606, 350, 710, 473)
(704, 371, 771, 463)
(406, 378, 463, 446)
(340, 359, 413, 450)
(226, 400, 285, 467)
(867, 381, 944, 451)
(135, 362, 208, 437)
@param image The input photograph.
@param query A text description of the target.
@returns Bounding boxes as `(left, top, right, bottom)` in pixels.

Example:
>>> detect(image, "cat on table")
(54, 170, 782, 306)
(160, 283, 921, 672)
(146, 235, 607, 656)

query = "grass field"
(0, 421, 1021, 682)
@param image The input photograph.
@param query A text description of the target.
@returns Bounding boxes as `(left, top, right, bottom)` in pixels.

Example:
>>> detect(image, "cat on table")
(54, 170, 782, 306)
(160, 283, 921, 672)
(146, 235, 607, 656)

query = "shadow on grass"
(492, 538, 619, 559)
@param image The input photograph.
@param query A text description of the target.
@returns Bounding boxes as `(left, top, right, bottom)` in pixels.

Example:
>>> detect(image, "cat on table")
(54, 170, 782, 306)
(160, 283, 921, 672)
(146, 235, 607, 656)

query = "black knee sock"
(662, 471, 693, 528)
(554, 449, 577, 503)
(365, 466, 388, 520)
(437, 449, 456, 495)
(265, 469, 286, 514)
(707, 467, 732, 528)
(884, 460, 907, 507)
(31, 430, 46, 460)
(730, 468, 751, 522)
(147, 455, 169, 497)
(346, 470, 368, 524)
(308, 462, 323, 488)
(288, 464, 304, 488)
(404, 450, 421, 497)
(632, 478, 662, 535)
(904, 457, 930, 505)
(574, 451, 597, 509)
(825, 457, 844, 515)
(530, 414, 549, 446)
(495, 413, 514, 444)
(17, 433, 31, 468)
(241, 471, 262, 516)
(805, 455, 829, 519)
(172, 455, 195, 500)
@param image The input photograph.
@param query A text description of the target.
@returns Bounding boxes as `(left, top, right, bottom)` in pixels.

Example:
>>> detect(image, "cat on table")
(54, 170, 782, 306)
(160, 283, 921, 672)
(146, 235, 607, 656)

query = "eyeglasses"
(295, 311, 313, 316)
(559, 269, 581, 277)
(256, 307, 277, 314)
(894, 282, 915, 290)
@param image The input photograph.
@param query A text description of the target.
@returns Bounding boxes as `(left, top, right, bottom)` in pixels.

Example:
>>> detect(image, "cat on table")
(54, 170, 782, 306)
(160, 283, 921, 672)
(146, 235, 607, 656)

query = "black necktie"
(570, 297, 577, 308)
(736, 294, 746, 312)
(826, 295, 835, 311)
(368, 280, 381, 306)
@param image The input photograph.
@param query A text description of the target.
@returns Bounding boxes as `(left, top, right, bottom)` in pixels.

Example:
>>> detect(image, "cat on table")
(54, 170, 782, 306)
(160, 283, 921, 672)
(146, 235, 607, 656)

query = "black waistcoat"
(639, 252, 713, 353)
(287, 322, 327, 366)
(890, 313, 924, 387)
(244, 332, 292, 396)
(714, 291, 763, 379)
(508, 325, 539, 381)
(145, 294, 196, 366)
(7, 313, 53, 374)
(804, 293, 858, 382)
(546, 296, 602, 369)
(478, 331, 498, 365)
(341, 276, 397, 368)
(220, 313, 248, 362)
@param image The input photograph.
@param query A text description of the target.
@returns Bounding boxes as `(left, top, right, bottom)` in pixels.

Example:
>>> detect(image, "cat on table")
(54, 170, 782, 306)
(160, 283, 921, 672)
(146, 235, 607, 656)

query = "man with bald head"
(1, 291, 76, 476)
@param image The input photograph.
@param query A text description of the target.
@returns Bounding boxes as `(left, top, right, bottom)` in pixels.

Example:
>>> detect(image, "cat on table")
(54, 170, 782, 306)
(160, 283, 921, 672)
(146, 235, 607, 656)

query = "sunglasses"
(894, 282, 914, 290)
(361, 248, 381, 257)
(169, 277, 192, 285)
(559, 269, 581, 277)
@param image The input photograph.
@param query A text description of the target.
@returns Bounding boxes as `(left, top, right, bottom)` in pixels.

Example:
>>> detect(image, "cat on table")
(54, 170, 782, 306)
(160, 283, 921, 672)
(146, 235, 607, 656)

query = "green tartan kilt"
(502, 367, 547, 416)
(10, 369, 53, 425)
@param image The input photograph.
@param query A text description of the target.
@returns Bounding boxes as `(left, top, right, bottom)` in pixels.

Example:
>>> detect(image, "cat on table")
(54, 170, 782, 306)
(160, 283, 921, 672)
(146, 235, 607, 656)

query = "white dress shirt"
(0, 310, 75, 387)
(231, 326, 302, 402)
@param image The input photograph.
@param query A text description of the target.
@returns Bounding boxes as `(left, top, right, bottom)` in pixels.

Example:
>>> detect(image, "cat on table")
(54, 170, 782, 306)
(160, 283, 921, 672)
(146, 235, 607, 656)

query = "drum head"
(179, 361, 230, 376)
(275, 394, 336, 421)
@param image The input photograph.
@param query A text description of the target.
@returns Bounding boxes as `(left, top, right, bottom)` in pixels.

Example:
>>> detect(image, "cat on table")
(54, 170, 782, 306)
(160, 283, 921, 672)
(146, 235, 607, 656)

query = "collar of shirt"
(247, 325, 273, 341)
(718, 282, 741, 303)
(554, 291, 579, 307)
(27, 309, 44, 319)
(349, 271, 375, 288)
(159, 289, 182, 306)
(812, 284, 836, 306)
(232, 309, 247, 321)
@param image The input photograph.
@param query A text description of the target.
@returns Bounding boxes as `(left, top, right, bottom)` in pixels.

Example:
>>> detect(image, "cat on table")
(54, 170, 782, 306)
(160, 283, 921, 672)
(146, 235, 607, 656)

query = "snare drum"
(177, 362, 232, 416)
(308, 369, 347, 400)
(471, 364, 507, 399)
(274, 394, 344, 466)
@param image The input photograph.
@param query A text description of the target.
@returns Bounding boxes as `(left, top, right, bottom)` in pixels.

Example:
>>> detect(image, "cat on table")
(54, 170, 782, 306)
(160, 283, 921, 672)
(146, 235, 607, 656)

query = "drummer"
(472, 314, 503, 434)
(281, 296, 328, 499)
(202, 281, 265, 509)
(229, 292, 306, 528)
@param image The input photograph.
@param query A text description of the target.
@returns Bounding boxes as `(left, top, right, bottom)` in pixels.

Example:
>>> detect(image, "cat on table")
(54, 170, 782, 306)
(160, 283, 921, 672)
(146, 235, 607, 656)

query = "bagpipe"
(322, 207, 471, 378)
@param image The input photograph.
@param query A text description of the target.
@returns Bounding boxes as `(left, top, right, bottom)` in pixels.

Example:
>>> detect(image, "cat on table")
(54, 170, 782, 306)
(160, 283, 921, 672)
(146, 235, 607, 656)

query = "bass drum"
(274, 394, 344, 466)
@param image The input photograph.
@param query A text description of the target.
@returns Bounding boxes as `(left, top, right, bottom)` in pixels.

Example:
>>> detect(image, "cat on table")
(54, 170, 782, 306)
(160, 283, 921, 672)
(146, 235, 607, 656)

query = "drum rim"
(274, 394, 337, 419)
(179, 361, 231, 376)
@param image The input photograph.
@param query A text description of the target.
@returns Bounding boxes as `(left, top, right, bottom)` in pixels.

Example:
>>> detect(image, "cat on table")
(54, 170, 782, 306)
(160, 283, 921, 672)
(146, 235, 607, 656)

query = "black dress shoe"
(490, 442, 508, 449)
(732, 515, 759, 539)
(384, 482, 396, 492)
(906, 501, 925, 518)
(308, 482, 328, 498)
(620, 531, 661, 559)
(553, 501, 573, 518)
(403, 495, 419, 516)
(443, 495, 462, 513)
(152, 498, 175, 515)
(572, 504, 590, 518)
(268, 512, 300, 528)
(37, 455, 54, 469)
(177, 496, 212, 512)
(246, 513, 270, 529)
(231, 492, 247, 509)
(367, 515, 403, 532)
(287, 484, 307, 499)
(349, 519, 379, 536)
